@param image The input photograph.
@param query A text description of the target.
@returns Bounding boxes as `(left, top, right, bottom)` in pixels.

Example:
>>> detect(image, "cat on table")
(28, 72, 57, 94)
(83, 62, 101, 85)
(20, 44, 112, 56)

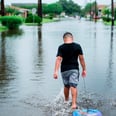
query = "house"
(97, 4, 107, 18)
(10, 5, 30, 18)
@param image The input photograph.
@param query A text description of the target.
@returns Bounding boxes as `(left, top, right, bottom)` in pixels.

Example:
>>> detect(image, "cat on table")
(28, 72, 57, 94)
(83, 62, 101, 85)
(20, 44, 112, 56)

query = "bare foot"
(71, 103, 77, 109)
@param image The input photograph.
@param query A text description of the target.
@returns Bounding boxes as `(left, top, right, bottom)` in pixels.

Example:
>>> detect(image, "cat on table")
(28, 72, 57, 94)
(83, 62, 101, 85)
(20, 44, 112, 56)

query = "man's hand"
(82, 70, 86, 78)
(53, 72, 58, 79)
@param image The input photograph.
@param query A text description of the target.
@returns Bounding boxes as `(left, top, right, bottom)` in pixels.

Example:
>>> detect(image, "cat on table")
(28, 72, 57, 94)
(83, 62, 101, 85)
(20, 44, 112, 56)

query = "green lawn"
(103, 21, 116, 25)
(24, 18, 54, 26)
(42, 18, 54, 23)
(0, 18, 54, 32)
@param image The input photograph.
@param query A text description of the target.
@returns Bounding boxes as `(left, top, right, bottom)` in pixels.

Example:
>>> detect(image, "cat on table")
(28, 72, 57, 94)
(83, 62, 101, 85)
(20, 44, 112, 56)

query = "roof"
(97, 4, 107, 9)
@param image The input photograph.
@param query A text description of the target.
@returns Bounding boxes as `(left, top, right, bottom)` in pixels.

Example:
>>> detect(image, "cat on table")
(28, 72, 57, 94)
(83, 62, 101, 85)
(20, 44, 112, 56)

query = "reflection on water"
(1, 29, 23, 38)
(106, 31, 114, 89)
(0, 20, 116, 116)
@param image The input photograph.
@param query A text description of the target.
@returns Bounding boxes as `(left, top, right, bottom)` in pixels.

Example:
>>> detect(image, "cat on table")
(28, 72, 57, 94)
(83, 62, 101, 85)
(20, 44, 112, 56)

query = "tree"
(58, 0, 81, 15)
(102, 7, 111, 17)
(83, 1, 98, 18)
(115, 8, 116, 20)
(102, 7, 111, 22)
(47, 3, 63, 14)
(5, 7, 20, 15)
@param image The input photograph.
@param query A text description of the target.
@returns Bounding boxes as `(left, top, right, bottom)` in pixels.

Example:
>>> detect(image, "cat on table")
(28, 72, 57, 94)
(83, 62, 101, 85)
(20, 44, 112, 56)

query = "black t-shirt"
(57, 42, 83, 72)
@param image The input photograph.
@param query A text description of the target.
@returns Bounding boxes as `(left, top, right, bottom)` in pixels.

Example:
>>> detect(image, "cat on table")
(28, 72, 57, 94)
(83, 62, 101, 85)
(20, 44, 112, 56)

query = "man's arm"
(79, 55, 86, 77)
(53, 56, 62, 79)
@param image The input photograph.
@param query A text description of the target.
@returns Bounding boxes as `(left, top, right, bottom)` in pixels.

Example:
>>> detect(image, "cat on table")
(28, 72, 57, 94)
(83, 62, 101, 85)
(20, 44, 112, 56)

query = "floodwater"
(0, 19, 116, 116)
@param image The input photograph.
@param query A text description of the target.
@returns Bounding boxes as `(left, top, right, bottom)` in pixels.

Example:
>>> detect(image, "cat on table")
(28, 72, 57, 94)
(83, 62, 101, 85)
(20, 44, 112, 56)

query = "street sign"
(32, 8, 37, 15)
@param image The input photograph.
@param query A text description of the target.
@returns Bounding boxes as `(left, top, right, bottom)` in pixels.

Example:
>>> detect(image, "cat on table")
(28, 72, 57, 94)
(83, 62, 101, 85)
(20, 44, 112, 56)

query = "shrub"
(25, 14, 42, 24)
(0, 16, 23, 29)
(102, 16, 111, 22)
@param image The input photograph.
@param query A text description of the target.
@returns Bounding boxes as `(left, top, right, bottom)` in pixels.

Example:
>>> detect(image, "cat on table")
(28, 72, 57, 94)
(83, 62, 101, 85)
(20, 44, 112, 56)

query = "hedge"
(0, 16, 23, 29)
(25, 15, 42, 24)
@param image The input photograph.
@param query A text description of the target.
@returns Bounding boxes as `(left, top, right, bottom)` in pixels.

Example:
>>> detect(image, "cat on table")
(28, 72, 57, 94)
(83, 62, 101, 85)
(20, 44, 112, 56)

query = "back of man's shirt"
(57, 42, 83, 72)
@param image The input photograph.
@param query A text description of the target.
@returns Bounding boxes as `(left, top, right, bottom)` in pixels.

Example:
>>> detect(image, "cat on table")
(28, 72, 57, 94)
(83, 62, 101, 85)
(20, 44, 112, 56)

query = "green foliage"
(11, 3, 38, 9)
(102, 16, 111, 22)
(0, 16, 23, 29)
(83, 1, 98, 16)
(58, 0, 81, 15)
(25, 14, 42, 24)
(115, 8, 116, 20)
(102, 7, 111, 17)
(5, 7, 20, 15)
(12, 1, 81, 16)
(42, 2, 63, 15)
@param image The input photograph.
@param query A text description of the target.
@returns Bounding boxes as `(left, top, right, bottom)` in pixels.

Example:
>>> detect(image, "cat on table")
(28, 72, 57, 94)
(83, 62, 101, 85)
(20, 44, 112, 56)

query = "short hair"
(63, 32, 73, 39)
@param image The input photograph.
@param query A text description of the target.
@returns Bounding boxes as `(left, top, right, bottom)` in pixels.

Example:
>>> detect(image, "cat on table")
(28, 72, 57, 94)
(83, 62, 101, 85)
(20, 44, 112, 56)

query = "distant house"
(97, 4, 107, 18)
(10, 5, 29, 18)
(10, 3, 37, 18)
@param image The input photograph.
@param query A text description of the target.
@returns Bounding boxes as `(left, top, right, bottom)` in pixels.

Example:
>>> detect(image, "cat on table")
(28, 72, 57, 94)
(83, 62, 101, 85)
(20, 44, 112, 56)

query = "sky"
(5, 0, 114, 6)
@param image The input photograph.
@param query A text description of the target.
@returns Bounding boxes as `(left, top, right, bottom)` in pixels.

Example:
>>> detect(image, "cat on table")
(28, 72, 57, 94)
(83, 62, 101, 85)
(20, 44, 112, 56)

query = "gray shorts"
(61, 69, 79, 88)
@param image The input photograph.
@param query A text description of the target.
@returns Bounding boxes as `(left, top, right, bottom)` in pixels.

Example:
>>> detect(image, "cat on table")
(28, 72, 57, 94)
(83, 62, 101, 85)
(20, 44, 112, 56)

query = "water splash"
(45, 89, 116, 116)
(45, 89, 72, 116)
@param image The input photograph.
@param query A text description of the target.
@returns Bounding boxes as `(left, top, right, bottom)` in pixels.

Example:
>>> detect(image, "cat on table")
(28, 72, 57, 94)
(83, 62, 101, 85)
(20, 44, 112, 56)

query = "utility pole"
(111, 0, 114, 26)
(94, 0, 97, 22)
(1, 0, 5, 16)
(38, 0, 42, 19)
(90, 0, 92, 21)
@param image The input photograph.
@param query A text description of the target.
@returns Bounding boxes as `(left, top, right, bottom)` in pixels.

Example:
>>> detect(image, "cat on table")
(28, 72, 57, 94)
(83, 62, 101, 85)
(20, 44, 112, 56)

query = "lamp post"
(111, 0, 114, 26)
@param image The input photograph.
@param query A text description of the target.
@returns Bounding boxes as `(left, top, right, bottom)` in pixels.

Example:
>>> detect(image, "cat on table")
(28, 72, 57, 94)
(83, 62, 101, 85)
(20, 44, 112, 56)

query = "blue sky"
(5, 0, 112, 5)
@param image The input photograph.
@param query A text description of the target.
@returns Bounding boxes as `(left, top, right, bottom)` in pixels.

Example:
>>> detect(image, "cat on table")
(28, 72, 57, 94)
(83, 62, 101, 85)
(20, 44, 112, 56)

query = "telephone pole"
(38, 0, 42, 18)
(1, 0, 5, 16)
(111, 0, 114, 26)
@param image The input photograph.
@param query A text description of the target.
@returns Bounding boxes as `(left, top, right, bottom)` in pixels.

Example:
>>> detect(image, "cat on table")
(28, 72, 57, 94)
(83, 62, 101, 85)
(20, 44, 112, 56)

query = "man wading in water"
(53, 32, 86, 109)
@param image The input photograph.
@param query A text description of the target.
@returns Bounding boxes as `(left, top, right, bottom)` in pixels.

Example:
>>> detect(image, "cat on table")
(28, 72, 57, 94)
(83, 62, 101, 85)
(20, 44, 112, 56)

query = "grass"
(24, 18, 54, 26)
(42, 18, 54, 23)
(0, 17, 54, 32)
(103, 21, 116, 25)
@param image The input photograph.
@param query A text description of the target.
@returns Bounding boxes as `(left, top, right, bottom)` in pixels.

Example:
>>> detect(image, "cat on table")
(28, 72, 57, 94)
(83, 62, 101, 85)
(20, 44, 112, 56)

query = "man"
(53, 32, 86, 109)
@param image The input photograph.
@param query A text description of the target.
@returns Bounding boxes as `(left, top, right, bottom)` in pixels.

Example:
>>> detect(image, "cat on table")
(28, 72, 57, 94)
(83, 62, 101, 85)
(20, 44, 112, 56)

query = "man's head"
(63, 32, 73, 43)
(63, 32, 73, 39)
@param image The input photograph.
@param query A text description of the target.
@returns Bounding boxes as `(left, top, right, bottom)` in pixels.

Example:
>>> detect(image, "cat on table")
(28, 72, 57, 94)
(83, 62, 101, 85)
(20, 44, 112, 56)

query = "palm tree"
(0, 0, 5, 16)
(38, 0, 42, 18)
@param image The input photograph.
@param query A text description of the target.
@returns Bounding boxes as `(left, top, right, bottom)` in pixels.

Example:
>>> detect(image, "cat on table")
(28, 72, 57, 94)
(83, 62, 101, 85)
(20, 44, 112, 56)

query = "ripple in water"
(45, 89, 116, 116)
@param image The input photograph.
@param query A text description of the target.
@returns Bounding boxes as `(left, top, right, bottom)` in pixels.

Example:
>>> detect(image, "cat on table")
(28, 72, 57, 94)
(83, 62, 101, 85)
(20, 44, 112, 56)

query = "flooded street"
(0, 19, 116, 116)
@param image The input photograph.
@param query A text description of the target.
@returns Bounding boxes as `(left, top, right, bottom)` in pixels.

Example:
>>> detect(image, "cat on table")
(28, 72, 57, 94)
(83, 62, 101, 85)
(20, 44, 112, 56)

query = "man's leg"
(70, 86, 78, 109)
(64, 86, 70, 101)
